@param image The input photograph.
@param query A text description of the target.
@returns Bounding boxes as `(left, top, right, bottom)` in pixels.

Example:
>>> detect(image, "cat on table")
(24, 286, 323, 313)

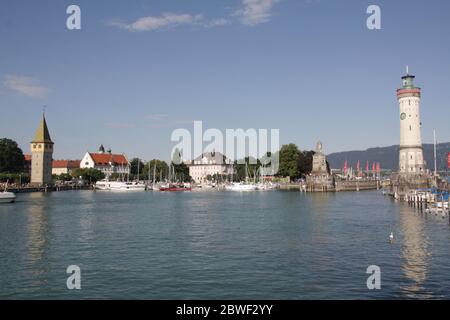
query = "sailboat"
(226, 162, 257, 191)
(159, 164, 191, 191)
(0, 181, 16, 203)
(94, 158, 146, 191)
(147, 163, 157, 191)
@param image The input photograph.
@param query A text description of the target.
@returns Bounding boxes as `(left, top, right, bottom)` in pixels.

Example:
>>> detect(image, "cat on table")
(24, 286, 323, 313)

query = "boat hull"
(0, 192, 16, 203)
(160, 187, 191, 192)
(94, 181, 146, 191)
(225, 184, 257, 191)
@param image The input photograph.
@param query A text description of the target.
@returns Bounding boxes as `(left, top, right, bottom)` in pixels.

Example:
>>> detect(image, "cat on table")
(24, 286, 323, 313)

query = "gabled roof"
(191, 151, 230, 165)
(88, 153, 129, 166)
(32, 115, 53, 143)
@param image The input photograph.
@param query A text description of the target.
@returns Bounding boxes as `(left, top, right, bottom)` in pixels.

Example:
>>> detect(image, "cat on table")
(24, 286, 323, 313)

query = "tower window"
(409, 125, 412, 131)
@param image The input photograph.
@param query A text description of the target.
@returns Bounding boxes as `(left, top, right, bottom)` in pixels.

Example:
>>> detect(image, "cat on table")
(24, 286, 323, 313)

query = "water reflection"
(398, 204, 432, 298)
(26, 193, 49, 279)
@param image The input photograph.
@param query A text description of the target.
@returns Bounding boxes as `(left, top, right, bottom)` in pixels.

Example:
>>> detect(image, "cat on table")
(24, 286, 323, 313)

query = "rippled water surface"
(0, 190, 449, 299)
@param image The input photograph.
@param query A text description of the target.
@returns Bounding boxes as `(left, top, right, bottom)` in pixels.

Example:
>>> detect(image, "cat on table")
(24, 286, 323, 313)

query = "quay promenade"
(3, 184, 90, 193)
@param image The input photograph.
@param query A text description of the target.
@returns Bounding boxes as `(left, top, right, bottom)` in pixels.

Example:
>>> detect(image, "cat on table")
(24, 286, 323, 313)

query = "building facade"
(397, 70, 426, 175)
(80, 146, 130, 178)
(30, 115, 54, 185)
(185, 151, 234, 183)
(52, 160, 81, 175)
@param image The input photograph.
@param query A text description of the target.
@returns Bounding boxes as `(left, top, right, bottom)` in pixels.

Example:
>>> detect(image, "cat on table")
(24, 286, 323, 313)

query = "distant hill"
(327, 143, 450, 170)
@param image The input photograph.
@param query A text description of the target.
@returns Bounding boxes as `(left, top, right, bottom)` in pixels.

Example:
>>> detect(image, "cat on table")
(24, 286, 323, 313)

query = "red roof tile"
(52, 160, 81, 169)
(89, 153, 129, 166)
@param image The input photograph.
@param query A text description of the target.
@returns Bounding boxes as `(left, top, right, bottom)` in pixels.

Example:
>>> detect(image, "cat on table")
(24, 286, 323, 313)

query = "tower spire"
(406, 65, 409, 75)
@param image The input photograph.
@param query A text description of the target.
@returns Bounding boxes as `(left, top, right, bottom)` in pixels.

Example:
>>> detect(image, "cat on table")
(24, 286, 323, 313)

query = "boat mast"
(148, 161, 152, 182)
(137, 158, 140, 182)
(433, 129, 437, 177)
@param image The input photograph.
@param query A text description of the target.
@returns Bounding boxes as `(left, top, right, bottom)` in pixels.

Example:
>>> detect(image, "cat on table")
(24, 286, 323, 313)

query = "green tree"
(0, 173, 29, 184)
(171, 162, 191, 182)
(142, 159, 169, 182)
(297, 150, 315, 177)
(71, 168, 105, 183)
(234, 157, 260, 182)
(0, 138, 25, 173)
(57, 173, 73, 182)
(130, 158, 145, 179)
(277, 144, 300, 180)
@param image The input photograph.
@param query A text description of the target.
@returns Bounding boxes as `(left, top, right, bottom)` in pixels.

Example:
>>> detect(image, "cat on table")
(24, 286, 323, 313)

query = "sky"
(0, 0, 449, 161)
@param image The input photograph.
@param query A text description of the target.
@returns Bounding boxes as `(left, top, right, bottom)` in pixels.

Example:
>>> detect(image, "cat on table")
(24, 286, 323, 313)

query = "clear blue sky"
(1, 0, 449, 161)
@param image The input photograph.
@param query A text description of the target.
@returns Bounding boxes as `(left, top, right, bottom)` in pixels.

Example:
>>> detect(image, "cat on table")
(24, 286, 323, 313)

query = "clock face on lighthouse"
(400, 112, 407, 120)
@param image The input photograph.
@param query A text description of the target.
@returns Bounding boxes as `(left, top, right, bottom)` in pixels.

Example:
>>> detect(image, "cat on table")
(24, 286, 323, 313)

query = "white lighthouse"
(396, 68, 426, 175)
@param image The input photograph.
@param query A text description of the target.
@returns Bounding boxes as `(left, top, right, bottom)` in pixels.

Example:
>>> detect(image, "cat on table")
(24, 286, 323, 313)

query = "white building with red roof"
(80, 145, 130, 177)
(52, 160, 81, 175)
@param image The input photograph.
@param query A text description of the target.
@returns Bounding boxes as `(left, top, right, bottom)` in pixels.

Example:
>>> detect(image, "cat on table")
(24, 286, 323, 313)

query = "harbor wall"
(5, 185, 91, 193)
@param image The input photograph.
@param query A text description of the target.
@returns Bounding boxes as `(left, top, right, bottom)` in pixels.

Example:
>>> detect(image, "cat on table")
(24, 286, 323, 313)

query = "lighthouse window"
(409, 125, 411, 131)
(408, 100, 411, 106)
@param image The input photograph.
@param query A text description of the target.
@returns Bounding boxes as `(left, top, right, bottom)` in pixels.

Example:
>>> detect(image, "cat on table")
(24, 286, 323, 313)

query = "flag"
(372, 162, 375, 173)
(376, 162, 380, 173)
(448, 152, 450, 169)
(344, 160, 348, 176)
(357, 160, 360, 172)
(365, 161, 369, 172)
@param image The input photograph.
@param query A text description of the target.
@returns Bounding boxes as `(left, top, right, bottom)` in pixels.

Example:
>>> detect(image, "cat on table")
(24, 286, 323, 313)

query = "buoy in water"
(389, 232, 394, 243)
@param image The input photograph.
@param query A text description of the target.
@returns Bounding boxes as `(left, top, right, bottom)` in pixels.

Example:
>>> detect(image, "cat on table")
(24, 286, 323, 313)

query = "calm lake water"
(0, 190, 449, 299)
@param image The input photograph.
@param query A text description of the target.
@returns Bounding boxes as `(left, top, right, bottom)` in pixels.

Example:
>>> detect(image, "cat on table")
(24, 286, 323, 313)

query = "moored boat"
(159, 183, 191, 191)
(225, 182, 257, 191)
(0, 181, 16, 203)
(94, 180, 146, 191)
(0, 191, 16, 203)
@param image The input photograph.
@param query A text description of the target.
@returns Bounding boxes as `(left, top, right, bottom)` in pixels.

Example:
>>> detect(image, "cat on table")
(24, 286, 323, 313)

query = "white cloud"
(209, 18, 230, 27)
(3, 75, 49, 99)
(107, 13, 204, 32)
(235, 0, 279, 26)
(107, 3, 280, 32)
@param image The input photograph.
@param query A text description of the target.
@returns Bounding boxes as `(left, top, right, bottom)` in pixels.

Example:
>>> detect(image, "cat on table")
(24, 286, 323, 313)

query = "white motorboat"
(1, 181, 16, 203)
(94, 180, 146, 191)
(225, 182, 257, 191)
(0, 191, 16, 203)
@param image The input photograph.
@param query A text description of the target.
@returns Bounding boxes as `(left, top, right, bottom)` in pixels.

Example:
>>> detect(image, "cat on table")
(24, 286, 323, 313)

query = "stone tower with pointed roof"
(30, 114, 54, 185)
